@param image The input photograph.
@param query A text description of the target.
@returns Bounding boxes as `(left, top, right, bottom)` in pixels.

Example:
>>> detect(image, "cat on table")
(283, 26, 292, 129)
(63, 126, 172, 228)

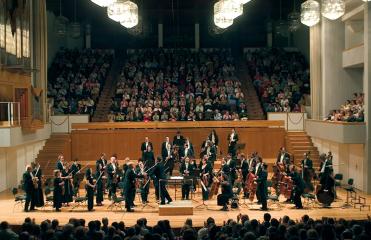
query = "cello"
(246, 172, 257, 202)
(280, 175, 294, 199)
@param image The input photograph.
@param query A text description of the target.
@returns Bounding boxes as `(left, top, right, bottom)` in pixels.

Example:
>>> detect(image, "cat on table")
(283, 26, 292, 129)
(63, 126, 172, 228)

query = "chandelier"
(91, 0, 115, 7)
(321, 0, 345, 20)
(300, 0, 320, 27)
(238, 0, 252, 4)
(215, 0, 243, 20)
(107, 0, 129, 22)
(55, 0, 68, 37)
(119, 1, 139, 28)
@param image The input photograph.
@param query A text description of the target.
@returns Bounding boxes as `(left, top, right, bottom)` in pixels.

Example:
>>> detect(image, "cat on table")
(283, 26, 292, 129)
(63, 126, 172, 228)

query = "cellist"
(200, 157, 212, 200)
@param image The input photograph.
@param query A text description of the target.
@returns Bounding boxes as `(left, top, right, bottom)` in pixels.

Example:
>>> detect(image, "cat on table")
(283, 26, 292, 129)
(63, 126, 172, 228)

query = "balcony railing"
(0, 102, 21, 127)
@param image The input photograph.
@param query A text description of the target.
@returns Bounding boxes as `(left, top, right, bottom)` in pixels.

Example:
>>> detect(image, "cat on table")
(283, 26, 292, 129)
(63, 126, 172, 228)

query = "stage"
(1, 187, 370, 228)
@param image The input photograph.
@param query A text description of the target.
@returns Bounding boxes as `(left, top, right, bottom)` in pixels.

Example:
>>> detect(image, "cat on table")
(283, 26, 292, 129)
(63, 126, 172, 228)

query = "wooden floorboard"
(1, 187, 371, 228)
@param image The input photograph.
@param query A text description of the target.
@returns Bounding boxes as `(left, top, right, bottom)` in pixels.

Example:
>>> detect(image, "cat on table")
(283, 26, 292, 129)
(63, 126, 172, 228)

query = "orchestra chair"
(12, 187, 26, 212)
(43, 186, 54, 209)
(302, 192, 316, 207)
(334, 173, 343, 199)
(266, 180, 281, 209)
(44, 178, 54, 192)
(344, 178, 356, 208)
(107, 194, 125, 211)
(71, 194, 88, 210)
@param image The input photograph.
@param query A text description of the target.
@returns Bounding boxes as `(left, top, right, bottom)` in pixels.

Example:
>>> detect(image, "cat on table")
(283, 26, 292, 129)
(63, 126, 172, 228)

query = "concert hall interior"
(0, 0, 371, 239)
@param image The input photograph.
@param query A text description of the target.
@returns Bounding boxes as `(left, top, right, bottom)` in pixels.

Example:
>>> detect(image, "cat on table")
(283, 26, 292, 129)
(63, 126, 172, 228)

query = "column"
(267, 22, 273, 47)
(309, 23, 322, 120)
(363, 3, 371, 193)
(195, 23, 200, 50)
(85, 24, 91, 49)
(158, 23, 163, 48)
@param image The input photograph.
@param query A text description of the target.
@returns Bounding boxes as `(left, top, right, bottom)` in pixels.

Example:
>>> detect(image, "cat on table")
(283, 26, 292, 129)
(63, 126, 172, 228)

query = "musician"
(217, 177, 233, 211)
(56, 154, 64, 171)
(107, 156, 119, 199)
(31, 162, 44, 208)
(256, 163, 268, 211)
(62, 162, 73, 205)
(95, 153, 107, 206)
(143, 145, 155, 168)
(135, 160, 149, 204)
(289, 165, 305, 209)
(206, 141, 217, 164)
(181, 142, 194, 160)
(173, 131, 185, 150)
(161, 137, 174, 175)
(23, 165, 36, 212)
(141, 137, 153, 160)
(180, 157, 195, 200)
(70, 158, 82, 196)
(276, 147, 290, 171)
(85, 168, 95, 211)
(200, 157, 213, 200)
(152, 157, 172, 205)
(240, 154, 255, 198)
(227, 128, 239, 157)
(225, 154, 237, 186)
(124, 162, 144, 212)
(318, 169, 335, 207)
(254, 157, 263, 203)
(208, 129, 219, 148)
(301, 152, 314, 191)
(53, 170, 64, 212)
(319, 153, 333, 180)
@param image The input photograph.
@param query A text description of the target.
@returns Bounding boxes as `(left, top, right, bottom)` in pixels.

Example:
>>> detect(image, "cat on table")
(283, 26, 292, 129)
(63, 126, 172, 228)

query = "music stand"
(195, 180, 209, 210)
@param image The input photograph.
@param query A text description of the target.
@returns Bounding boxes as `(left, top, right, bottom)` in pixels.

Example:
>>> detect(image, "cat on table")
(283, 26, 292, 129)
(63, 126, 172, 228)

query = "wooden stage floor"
(1, 187, 370, 228)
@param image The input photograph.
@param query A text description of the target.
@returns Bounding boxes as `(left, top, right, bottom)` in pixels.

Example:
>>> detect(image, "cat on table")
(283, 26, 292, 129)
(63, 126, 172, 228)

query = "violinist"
(162, 137, 174, 175)
(301, 152, 314, 191)
(289, 165, 305, 209)
(70, 158, 82, 196)
(32, 162, 44, 208)
(241, 153, 256, 198)
(180, 157, 195, 200)
(62, 162, 73, 205)
(254, 157, 263, 203)
(95, 153, 107, 206)
(208, 129, 219, 149)
(319, 153, 333, 180)
(56, 154, 64, 172)
(135, 160, 149, 204)
(23, 165, 36, 212)
(85, 168, 95, 211)
(124, 162, 145, 212)
(225, 154, 237, 186)
(107, 156, 119, 199)
(206, 141, 217, 164)
(256, 163, 268, 211)
(181, 142, 194, 160)
(227, 128, 239, 157)
(53, 170, 64, 212)
(200, 157, 212, 200)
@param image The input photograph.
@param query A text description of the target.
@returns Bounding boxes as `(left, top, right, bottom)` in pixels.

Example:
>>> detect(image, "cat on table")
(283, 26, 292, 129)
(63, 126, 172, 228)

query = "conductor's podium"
(158, 200, 193, 216)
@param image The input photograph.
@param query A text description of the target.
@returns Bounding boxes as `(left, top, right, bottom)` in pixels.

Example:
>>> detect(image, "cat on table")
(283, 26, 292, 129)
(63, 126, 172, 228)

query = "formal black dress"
(86, 175, 95, 211)
(23, 171, 35, 211)
(53, 177, 63, 211)
(257, 169, 268, 210)
(95, 159, 106, 204)
(33, 168, 44, 207)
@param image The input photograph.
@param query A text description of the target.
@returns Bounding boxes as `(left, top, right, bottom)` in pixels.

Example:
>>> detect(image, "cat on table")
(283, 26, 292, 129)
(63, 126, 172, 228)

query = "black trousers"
(109, 181, 117, 198)
(182, 183, 191, 199)
(228, 143, 237, 157)
(141, 181, 150, 202)
(125, 187, 136, 210)
(217, 194, 230, 206)
(25, 190, 35, 211)
(293, 188, 303, 208)
(159, 181, 172, 204)
(257, 187, 267, 209)
(96, 180, 104, 204)
(87, 188, 94, 211)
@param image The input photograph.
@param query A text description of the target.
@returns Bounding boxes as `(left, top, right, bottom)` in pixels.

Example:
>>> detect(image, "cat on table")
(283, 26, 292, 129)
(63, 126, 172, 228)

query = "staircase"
(237, 61, 265, 120)
(92, 58, 123, 122)
(285, 131, 320, 168)
(35, 134, 71, 176)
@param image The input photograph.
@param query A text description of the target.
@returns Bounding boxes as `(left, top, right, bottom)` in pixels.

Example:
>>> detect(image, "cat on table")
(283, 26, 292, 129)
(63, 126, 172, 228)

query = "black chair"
(343, 178, 356, 208)
(12, 187, 26, 211)
(43, 186, 54, 208)
(107, 194, 125, 211)
(334, 173, 343, 199)
(266, 180, 280, 209)
(72, 195, 88, 210)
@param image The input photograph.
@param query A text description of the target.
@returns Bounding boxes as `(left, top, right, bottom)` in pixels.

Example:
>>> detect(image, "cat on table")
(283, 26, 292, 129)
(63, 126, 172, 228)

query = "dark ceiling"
(46, 0, 301, 49)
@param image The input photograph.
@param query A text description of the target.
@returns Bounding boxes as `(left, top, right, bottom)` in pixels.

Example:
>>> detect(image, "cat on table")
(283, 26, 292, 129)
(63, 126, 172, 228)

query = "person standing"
(180, 157, 195, 200)
(173, 131, 185, 150)
(141, 137, 153, 160)
(256, 163, 268, 211)
(143, 145, 155, 169)
(152, 157, 172, 205)
(107, 156, 119, 199)
(95, 153, 107, 206)
(208, 129, 219, 149)
(32, 162, 44, 208)
(161, 137, 174, 175)
(124, 162, 144, 212)
(23, 165, 36, 212)
(301, 152, 313, 191)
(289, 165, 305, 209)
(85, 168, 95, 211)
(135, 160, 149, 204)
(227, 128, 239, 157)
(56, 154, 64, 171)
(53, 170, 64, 212)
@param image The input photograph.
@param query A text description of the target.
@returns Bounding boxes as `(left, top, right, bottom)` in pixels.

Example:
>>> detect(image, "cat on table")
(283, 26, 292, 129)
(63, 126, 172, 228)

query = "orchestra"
(18, 128, 345, 213)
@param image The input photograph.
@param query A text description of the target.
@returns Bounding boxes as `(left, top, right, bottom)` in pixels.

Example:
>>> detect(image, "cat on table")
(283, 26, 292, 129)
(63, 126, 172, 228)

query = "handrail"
(71, 120, 285, 130)
(306, 119, 365, 126)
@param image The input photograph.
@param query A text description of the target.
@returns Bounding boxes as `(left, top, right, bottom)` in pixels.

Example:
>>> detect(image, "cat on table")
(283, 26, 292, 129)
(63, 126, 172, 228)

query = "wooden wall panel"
(71, 128, 285, 162)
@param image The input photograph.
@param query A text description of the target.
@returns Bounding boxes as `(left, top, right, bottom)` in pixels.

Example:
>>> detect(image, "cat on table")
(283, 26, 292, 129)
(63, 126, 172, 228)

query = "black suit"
(143, 151, 155, 168)
(257, 169, 268, 210)
(23, 171, 35, 211)
(301, 158, 313, 190)
(319, 160, 333, 179)
(173, 135, 185, 149)
(206, 145, 217, 163)
(290, 171, 305, 208)
(153, 162, 172, 204)
(227, 133, 239, 157)
(217, 181, 233, 207)
(181, 147, 194, 159)
(107, 163, 118, 198)
(208, 132, 219, 146)
(180, 162, 195, 199)
(124, 168, 142, 211)
(56, 160, 64, 171)
(141, 141, 153, 159)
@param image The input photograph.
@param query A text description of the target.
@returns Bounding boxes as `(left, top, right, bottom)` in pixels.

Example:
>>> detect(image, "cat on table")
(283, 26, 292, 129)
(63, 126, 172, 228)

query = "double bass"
(271, 163, 285, 194)
(246, 172, 257, 202)
(280, 175, 294, 199)
(316, 174, 335, 206)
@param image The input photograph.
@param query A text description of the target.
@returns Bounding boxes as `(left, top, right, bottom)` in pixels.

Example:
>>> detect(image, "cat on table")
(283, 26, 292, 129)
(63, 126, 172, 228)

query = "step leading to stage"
(158, 200, 193, 216)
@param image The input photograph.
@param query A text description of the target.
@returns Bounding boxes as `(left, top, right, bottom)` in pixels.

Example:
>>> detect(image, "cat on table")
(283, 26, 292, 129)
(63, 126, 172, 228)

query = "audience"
(48, 48, 114, 116)
(109, 49, 248, 122)
(1, 214, 371, 240)
(246, 48, 310, 113)
(324, 93, 364, 122)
